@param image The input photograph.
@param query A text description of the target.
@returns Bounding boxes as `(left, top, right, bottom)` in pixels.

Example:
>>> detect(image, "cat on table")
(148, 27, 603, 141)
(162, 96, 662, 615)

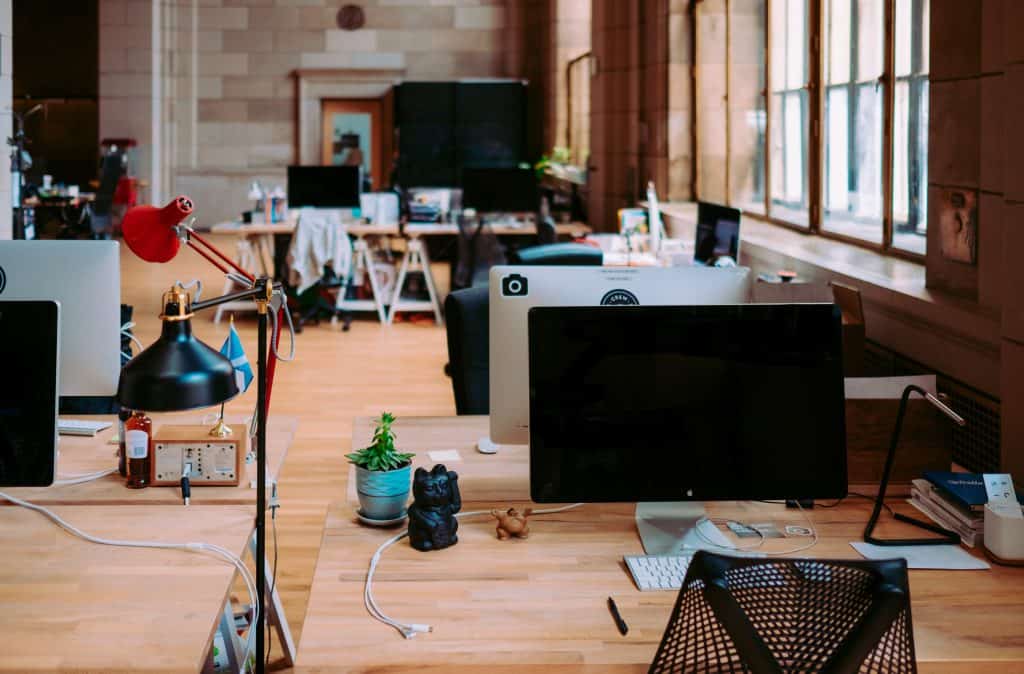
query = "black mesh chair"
(650, 551, 917, 674)
(444, 286, 489, 414)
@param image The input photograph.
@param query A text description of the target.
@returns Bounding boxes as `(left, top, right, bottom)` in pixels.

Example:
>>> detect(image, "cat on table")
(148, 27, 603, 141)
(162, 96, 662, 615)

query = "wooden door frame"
(320, 96, 394, 191)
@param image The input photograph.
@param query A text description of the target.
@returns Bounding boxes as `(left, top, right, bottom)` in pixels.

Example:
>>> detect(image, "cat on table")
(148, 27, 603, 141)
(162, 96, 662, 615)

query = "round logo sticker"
(600, 289, 639, 306)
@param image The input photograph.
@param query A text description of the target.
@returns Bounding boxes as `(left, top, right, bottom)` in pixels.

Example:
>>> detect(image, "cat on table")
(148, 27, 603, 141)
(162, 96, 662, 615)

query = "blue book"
(924, 471, 1024, 512)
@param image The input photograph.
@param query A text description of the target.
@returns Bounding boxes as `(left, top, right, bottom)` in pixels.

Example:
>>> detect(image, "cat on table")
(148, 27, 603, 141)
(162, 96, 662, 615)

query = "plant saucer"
(356, 508, 408, 527)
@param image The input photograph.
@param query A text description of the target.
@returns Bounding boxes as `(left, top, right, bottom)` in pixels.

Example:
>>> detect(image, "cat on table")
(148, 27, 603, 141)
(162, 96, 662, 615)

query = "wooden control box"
(152, 424, 247, 487)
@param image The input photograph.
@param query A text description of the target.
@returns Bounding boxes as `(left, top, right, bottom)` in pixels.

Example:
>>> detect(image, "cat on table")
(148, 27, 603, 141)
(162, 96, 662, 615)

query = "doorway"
(320, 96, 393, 191)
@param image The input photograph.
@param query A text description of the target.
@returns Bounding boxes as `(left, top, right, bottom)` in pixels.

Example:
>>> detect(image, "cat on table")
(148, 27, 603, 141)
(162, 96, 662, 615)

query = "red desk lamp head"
(122, 196, 194, 263)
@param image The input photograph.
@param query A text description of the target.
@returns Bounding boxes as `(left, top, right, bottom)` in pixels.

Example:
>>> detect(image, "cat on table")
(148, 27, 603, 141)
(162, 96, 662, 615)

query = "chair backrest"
(92, 151, 125, 216)
(536, 215, 557, 245)
(650, 550, 916, 674)
(509, 242, 603, 266)
(444, 286, 489, 415)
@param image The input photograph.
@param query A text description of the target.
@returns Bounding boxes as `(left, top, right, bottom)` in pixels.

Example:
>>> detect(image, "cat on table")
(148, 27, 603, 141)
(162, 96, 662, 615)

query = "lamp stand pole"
(255, 298, 268, 673)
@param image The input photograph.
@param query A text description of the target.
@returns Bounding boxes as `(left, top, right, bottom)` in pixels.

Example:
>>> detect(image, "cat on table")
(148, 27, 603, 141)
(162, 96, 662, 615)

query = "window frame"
(697, 0, 924, 262)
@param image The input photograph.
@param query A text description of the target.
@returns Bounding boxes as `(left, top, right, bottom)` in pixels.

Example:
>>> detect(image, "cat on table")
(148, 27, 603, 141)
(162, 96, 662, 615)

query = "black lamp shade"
(117, 316, 239, 412)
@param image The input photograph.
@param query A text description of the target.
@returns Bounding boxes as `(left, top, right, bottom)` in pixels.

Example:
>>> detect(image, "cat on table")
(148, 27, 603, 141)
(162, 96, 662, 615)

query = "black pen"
(607, 596, 628, 636)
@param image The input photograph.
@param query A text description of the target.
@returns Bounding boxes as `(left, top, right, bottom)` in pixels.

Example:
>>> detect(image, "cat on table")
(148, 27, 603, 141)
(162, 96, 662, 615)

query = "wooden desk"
(0, 504, 253, 673)
(297, 415, 1024, 673)
(3, 415, 297, 506)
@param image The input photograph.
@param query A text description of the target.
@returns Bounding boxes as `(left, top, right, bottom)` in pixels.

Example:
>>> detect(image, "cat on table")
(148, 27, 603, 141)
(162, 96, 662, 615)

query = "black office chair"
(509, 242, 602, 266)
(650, 551, 917, 674)
(444, 286, 489, 415)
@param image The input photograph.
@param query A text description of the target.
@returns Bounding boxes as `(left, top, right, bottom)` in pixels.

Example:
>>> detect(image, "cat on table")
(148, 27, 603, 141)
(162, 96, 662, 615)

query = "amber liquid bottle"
(125, 411, 152, 489)
(116, 408, 132, 477)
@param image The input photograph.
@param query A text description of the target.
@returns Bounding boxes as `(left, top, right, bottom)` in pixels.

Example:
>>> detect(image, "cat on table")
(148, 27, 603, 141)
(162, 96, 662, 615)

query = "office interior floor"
(120, 236, 455, 670)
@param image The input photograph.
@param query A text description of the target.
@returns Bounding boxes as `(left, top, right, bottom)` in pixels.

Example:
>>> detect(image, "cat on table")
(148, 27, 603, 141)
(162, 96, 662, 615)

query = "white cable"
(120, 321, 145, 353)
(0, 490, 260, 665)
(54, 468, 117, 486)
(364, 503, 584, 639)
(694, 501, 819, 557)
(268, 297, 296, 363)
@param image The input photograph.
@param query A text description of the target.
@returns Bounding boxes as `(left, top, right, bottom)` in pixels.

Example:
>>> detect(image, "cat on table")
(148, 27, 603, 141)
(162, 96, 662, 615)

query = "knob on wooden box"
(151, 424, 247, 487)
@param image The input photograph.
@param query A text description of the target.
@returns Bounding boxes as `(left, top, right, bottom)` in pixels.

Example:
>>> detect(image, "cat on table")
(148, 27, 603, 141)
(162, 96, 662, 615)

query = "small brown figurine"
(491, 507, 533, 540)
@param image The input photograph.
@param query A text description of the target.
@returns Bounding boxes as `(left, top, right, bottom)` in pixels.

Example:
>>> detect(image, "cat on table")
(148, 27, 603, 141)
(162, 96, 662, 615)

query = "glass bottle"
(125, 411, 152, 489)
(116, 407, 132, 477)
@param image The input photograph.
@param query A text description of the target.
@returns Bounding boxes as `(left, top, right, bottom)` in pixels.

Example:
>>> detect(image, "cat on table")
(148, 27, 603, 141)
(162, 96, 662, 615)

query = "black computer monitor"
(461, 166, 538, 213)
(287, 166, 361, 209)
(0, 300, 60, 487)
(528, 303, 847, 503)
(695, 201, 742, 265)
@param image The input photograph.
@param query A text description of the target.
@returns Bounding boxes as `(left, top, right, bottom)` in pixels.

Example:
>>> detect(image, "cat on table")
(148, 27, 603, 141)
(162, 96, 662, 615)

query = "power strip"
(152, 424, 246, 486)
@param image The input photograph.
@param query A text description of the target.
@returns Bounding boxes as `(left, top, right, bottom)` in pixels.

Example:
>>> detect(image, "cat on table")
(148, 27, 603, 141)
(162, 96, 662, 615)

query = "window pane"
(827, 0, 851, 85)
(822, 0, 884, 243)
(728, 0, 767, 213)
(768, 0, 809, 227)
(892, 0, 928, 254)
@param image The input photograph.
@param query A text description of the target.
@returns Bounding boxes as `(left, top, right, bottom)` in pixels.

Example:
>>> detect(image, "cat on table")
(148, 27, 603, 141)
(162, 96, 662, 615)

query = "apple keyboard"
(57, 419, 113, 437)
(624, 553, 694, 592)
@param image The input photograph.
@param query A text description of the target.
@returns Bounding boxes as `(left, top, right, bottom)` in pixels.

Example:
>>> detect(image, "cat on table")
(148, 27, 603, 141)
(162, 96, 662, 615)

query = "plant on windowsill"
(347, 412, 415, 522)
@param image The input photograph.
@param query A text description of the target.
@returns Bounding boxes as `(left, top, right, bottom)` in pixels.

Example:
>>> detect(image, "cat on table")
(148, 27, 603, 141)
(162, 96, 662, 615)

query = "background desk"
(0, 505, 253, 673)
(296, 415, 1024, 673)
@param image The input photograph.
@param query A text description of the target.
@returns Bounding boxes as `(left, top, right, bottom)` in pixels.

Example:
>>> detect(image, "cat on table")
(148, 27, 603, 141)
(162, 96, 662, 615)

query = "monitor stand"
(635, 502, 735, 555)
(476, 436, 500, 454)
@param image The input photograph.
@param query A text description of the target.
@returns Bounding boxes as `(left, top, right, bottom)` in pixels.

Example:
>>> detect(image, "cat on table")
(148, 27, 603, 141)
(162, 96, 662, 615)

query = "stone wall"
(100, 0, 513, 223)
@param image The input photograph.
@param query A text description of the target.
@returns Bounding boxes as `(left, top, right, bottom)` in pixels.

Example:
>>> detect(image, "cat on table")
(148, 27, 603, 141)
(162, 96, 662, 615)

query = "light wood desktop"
(1, 411, 299, 667)
(0, 504, 253, 673)
(297, 415, 1024, 672)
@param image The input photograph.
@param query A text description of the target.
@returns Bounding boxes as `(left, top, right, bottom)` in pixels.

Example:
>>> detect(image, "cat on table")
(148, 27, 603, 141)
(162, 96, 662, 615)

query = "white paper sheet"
(427, 449, 462, 463)
(844, 375, 938, 399)
(849, 542, 990, 570)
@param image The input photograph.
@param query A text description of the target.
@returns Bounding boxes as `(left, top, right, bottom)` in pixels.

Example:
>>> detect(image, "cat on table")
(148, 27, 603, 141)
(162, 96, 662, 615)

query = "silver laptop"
(488, 265, 753, 446)
(0, 241, 121, 397)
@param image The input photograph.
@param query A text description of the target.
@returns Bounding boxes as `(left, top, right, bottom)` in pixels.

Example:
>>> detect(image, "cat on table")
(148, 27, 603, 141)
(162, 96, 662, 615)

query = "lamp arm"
(191, 282, 280, 313)
(863, 384, 962, 546)
(183, 226, 256, 283)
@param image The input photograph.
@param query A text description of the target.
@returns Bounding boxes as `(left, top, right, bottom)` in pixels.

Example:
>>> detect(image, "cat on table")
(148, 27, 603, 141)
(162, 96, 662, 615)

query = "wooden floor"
(120, 236, 455, 671)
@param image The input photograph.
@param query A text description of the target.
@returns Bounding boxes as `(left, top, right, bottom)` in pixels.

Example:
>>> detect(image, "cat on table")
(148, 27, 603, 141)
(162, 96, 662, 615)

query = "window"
(696, 0, 930, 258)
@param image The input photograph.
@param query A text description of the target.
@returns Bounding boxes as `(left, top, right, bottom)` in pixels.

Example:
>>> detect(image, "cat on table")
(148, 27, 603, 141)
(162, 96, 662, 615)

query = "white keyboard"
(57, 419, 113, 437)
(624, 554, 694, 592)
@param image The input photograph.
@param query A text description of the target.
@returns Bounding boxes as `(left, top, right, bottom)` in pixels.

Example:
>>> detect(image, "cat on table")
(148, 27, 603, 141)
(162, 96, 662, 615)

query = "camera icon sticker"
(501, 274, 528, 297)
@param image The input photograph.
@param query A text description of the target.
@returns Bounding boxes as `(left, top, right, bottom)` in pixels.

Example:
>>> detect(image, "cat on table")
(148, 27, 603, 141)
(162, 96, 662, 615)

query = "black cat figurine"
(407, 464, 461, 552)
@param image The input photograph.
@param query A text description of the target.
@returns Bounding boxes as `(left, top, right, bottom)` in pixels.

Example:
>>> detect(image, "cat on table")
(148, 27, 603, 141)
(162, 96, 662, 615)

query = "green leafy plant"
(345, 412, 414, 472)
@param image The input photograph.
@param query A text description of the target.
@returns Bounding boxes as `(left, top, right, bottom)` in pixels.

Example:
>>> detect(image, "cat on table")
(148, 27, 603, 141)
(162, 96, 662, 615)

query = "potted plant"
(347, 412, 415, 521)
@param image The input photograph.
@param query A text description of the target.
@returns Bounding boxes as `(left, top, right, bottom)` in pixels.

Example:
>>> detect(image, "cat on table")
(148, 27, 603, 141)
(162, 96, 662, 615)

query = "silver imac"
(0, 241, 121, 397)
(487, 265, 753, 448)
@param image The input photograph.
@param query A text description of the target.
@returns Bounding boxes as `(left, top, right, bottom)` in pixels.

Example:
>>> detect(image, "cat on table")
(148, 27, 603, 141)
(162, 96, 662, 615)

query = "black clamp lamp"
(863, 384, 966, 546)
(117, 197, 290, 674)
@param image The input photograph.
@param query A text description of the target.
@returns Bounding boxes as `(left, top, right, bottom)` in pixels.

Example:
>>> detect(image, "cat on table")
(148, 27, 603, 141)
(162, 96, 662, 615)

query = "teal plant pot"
(355, 463, 412, 521)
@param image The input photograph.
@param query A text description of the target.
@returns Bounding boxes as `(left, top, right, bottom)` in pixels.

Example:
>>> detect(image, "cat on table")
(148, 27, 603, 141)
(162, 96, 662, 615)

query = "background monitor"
(0, 300, 59, 487)
(528, 303, 847, 502)
(488, 265, 753, 446)
(287, 166, 361, 209)
(695, 201, 742, 265)
(461, 166, 538, 214)
(0, 240, 120, 398)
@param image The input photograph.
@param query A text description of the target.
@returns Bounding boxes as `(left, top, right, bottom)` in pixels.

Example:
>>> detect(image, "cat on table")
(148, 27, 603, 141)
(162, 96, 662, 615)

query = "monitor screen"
(461, 166, 538, 213)
(287, 166, 361, 209)
(528, 304, 847, 503)
(489, 265, 753, 446)
(695, 202, 742, 265)
(0, 301, 59, 487)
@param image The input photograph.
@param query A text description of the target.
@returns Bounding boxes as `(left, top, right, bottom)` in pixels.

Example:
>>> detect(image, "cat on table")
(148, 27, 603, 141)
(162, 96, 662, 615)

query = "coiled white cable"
(365, 502, 584, 639)
(694, 500, 819, 557)
(54, 468, 118, 486)
(0, 490, 260, 666)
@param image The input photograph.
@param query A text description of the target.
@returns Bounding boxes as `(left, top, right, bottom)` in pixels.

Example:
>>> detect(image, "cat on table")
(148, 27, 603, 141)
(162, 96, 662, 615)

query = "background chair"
(650, 550, 916, 674)
(508, 241, 602, 266)
(444, 286, 489, 414)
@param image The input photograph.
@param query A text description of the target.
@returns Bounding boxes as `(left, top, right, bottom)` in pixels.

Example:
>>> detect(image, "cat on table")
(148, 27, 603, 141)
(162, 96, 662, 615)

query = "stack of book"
(909, 472, 988, 547)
